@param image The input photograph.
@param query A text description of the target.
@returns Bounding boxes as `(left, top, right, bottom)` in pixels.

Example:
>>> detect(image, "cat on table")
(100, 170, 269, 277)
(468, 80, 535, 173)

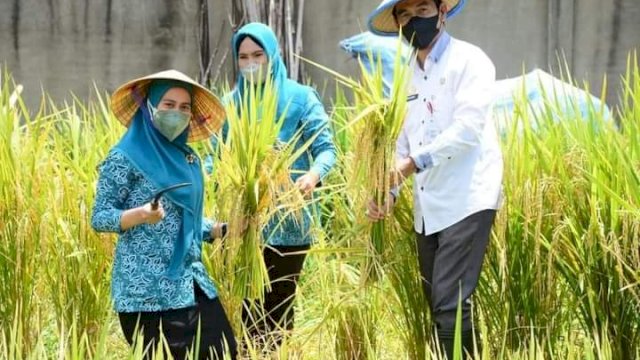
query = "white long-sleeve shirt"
(397, 32, 503, 235)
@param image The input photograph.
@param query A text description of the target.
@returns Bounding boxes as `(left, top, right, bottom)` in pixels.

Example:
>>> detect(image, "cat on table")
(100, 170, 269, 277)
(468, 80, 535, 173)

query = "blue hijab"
(114, 80, 204, 279)
(231, 22, 291, 117)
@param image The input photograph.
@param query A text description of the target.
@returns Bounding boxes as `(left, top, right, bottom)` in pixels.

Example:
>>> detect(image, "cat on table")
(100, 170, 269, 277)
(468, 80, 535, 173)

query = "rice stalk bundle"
(302, 38, 410, 281)
(212, 74, 311, 302)
(349, 44, 410, 281)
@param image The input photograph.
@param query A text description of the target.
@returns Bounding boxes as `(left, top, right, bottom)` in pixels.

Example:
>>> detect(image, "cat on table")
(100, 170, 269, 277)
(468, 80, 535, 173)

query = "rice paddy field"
(0, 53, 639, 359)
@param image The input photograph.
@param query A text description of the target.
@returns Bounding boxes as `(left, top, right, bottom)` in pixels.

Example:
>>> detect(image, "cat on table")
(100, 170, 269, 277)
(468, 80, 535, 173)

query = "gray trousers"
(416, 210, 496, 334)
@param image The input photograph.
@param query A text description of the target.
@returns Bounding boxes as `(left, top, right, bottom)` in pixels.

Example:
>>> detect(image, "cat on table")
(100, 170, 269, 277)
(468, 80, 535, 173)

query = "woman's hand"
(232, 217, 250, 238)
(295, 170, 320, 198)
(120, 203, 165, 231)
(212, 222, 226, 240)
(141, 203, 165, 224)
(212, 218, 249, 240)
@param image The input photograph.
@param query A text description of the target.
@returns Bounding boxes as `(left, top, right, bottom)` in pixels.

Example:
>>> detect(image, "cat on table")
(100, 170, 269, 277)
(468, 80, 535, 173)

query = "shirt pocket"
(432, 77, 456, 131)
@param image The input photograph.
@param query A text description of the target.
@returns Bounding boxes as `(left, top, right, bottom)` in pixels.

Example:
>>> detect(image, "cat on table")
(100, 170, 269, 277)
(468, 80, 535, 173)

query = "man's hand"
(366, 195, 396, 222)
(390, 157, 417, 188)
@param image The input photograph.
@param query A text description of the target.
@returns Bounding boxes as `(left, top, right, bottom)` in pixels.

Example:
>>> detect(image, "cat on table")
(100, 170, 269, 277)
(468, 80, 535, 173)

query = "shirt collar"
(428, 31, 451, 64)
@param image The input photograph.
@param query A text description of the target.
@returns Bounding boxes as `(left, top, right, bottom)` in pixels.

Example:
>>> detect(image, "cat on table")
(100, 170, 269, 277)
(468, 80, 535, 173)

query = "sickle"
(150, 182, 192, 210)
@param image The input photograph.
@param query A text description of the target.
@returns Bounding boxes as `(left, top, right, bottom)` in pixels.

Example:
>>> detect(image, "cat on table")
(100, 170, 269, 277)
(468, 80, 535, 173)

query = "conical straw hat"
(111, 69, 225, 142)
(368, 0, 465, 36)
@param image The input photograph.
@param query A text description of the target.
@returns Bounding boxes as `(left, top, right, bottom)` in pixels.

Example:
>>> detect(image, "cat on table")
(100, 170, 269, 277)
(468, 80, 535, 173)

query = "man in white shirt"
(366, 0, 503, 358)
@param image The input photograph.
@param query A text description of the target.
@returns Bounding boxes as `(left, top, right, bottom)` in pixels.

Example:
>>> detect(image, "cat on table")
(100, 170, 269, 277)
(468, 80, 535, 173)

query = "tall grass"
(385, 194, 432, 360)
(0, 72, 120, 355)
(481, 54, 640, 358)
(0, 52, 639, 359)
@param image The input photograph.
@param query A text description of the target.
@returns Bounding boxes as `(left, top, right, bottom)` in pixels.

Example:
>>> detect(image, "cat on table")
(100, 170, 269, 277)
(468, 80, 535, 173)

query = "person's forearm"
(309, 149, 336, 180)
(120, 207, 147, 231)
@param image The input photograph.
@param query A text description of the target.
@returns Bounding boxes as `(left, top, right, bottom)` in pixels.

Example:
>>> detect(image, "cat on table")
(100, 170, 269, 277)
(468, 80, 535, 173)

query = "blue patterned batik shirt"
(91, 150, 218, 313)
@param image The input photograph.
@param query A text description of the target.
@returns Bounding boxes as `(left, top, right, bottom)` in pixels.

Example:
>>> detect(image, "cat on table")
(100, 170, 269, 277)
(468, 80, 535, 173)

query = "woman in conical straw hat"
(91, 70, 237, 360)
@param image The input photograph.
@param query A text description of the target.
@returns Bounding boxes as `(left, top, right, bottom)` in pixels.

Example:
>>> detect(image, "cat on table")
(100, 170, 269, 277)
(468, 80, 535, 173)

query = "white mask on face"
(240, 62, 268, 84)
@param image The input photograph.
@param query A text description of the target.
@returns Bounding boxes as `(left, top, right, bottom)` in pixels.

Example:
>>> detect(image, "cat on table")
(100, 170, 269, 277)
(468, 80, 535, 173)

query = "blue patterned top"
(91, 150, 218, 313)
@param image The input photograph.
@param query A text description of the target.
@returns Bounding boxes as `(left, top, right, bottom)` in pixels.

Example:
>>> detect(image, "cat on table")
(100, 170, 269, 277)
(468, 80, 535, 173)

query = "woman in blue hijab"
(92, 70, 237, 360)
(214, 23, 337, 348)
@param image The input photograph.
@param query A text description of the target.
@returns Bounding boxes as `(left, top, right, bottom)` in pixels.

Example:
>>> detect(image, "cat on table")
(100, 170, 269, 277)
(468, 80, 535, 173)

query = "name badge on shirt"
(407, 85, 418, 102)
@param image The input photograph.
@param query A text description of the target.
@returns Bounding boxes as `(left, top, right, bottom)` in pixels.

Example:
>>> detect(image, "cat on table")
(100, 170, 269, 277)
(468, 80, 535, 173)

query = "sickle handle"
(149, 182, 191, 211)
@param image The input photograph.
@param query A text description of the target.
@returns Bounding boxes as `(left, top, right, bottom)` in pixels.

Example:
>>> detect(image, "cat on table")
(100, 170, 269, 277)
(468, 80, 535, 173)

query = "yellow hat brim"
(110, 69, 225, 142)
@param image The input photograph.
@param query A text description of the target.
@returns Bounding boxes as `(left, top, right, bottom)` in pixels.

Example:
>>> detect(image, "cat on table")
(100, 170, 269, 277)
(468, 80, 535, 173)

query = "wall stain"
(106, 0, 113, 39)
(84, 0, 89, 39)
(11, 0, 20, 54)
(151, 0, 181, 70)
(607, 0, 622, 70)
(48, 0, 54, 33)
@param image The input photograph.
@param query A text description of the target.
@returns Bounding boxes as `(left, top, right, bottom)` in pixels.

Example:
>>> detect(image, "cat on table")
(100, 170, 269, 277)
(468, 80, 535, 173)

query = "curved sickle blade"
(150, 182, 192, 209)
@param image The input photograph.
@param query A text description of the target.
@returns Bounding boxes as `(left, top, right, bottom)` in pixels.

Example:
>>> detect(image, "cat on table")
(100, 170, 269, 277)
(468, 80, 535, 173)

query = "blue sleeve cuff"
(91, 208, 125, 234)
(310, 163, 331, 181)
(203, 155, 214, 175)
(410, 152, 434, 173)
(202, 218, 214, 243)
(390, 187, 400, 201)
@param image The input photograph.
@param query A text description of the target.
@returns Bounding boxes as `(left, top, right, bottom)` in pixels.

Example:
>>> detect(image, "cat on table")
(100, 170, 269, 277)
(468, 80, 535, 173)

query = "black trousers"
(119, 284, 237, 360)
(415, 210, 496, 335)
(242, 244, 309, 346)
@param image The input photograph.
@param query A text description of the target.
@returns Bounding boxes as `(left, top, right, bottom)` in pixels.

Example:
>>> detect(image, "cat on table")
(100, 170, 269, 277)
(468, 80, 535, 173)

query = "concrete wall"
(1, 0, 209, 106)
(1, 0, 638, 110)
(449, 0, 640, 104)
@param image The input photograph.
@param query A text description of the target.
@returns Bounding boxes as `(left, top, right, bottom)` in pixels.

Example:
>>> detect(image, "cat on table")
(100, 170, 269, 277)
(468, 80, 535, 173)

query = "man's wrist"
(409, 152, 434, 174)
(398, 157, 417, 177)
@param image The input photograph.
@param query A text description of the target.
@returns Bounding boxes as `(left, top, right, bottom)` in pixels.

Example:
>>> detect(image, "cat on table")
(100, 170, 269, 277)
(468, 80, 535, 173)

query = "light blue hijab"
(230, 22, 290, 117)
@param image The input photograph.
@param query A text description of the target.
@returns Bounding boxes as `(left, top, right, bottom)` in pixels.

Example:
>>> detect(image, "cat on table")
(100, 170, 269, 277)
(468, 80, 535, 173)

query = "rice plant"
(210, 73, 313, 308)
(303, 39, 411, 283)
(0, 52, 639, 359)
(385, 194, 432, 360)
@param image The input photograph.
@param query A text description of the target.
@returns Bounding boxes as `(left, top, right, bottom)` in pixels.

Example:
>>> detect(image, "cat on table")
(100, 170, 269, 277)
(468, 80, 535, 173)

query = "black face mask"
(402, 14, 441, 50)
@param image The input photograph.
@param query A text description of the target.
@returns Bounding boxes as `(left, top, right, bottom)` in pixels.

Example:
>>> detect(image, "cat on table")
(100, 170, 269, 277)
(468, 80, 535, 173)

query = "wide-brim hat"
(368, 0, 466, 36)
(111, 69, 225, 142)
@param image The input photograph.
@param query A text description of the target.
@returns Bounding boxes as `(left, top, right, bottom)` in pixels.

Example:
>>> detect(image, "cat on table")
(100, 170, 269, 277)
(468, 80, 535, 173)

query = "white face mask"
(240, 62, 268, 84)
(148, 100, 190, 142)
